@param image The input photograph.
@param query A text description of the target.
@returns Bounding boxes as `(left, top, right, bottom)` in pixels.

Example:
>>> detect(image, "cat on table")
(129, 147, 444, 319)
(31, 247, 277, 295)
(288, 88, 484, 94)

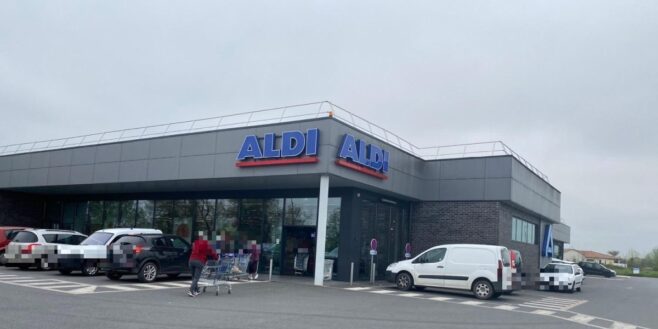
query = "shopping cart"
(198, 259, 232, 296)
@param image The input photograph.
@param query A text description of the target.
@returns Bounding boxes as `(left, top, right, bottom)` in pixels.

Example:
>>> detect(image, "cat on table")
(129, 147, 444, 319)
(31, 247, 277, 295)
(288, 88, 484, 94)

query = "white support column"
(314, 174, 330, 286)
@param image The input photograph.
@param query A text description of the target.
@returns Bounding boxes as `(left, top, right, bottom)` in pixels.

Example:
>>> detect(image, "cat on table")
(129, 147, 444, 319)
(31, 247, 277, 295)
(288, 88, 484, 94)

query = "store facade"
(0, 106, 568, 285)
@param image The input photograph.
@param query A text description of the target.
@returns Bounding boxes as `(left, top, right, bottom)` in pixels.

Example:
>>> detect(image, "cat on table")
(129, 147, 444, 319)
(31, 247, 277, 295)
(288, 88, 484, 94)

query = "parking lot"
(0, 267, 654, 329)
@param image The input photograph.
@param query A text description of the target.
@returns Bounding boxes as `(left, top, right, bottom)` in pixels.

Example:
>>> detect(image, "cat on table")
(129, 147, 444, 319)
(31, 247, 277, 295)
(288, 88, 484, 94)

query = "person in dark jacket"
(188, 234, 219, 297)
(247, 241, 260, 280)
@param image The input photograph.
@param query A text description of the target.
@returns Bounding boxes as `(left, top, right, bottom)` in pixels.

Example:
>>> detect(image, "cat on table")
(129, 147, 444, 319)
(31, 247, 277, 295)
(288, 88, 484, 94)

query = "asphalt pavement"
(0, 267, 654, 329)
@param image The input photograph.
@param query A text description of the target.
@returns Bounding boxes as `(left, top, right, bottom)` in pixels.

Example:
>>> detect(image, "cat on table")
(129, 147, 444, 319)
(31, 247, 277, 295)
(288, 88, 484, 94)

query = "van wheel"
(473, 279, 494, 300)
(138, 262, 159, 283)
(106, 271, 122, 281)
(396, 272, 413, 291)
(82, 262, 99, 276)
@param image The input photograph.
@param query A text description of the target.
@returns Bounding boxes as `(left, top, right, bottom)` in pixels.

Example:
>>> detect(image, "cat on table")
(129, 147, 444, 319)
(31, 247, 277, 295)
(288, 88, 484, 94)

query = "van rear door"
(500, 248, 513, 291)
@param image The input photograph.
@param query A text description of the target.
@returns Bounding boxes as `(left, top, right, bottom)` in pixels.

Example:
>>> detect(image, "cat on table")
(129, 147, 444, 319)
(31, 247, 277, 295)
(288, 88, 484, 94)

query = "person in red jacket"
(188, 233, 218, 297)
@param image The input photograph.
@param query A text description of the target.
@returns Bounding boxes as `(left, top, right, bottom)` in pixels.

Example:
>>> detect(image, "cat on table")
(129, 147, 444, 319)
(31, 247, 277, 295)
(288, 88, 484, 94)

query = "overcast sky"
(1, 1, 656, 255)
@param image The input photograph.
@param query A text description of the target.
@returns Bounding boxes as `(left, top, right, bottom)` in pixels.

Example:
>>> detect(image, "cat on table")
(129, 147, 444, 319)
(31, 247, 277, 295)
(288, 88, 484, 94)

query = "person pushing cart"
(188, 232, 218, 297)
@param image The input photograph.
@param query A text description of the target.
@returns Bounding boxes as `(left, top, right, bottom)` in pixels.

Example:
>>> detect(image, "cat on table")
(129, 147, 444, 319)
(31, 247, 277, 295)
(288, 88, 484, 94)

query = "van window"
(500, 248, 511, 267)
(450, 247, 495, 265)
(11, 231, 38, 243)
(415, 248, 447, 263)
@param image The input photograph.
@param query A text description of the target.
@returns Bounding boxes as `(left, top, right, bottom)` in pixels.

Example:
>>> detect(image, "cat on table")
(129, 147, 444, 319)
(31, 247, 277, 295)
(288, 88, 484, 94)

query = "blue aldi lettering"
(337, 134, 389, 177)
(237, 129, 319, 161)
(542, 224, 554, 258)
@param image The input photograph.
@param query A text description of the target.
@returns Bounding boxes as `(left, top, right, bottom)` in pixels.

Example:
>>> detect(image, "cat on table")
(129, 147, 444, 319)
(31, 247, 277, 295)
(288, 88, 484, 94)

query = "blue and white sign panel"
(542, 224, 554, 258)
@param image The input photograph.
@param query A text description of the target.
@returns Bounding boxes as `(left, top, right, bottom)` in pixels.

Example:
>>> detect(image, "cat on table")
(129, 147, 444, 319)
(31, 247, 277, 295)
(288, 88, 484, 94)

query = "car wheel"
(414, 286, 426, 291)
(167, 273, 180, 279)
(58, 269, 73, 275)
(473, 279, 494, 300)
(569, 284, 576, 293)
(395, 272, 413, 291)
(138, 262, 159, 283)
(106, 271, 122, 281)
(82, 262, 99, 276)
(577, 286, 582, 292)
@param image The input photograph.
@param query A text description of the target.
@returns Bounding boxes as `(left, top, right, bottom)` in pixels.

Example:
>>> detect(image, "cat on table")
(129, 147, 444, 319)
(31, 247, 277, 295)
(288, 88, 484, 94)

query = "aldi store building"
(0, 103, 570, 285)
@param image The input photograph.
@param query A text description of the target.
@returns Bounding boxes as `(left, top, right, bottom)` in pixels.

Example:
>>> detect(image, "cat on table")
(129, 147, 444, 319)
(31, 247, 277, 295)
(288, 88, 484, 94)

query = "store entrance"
(281, 226, 316, 276)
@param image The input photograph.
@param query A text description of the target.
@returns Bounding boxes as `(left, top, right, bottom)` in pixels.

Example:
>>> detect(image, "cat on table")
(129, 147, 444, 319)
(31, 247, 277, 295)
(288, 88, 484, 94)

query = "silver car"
(4, 229, 87, 270)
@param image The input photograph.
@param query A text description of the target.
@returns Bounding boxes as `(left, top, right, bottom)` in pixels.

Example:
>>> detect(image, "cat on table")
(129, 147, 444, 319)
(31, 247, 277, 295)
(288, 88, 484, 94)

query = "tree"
(608, 250, 620, 258)
(644, 248, 658, 271)
(626, 249, 642, 268)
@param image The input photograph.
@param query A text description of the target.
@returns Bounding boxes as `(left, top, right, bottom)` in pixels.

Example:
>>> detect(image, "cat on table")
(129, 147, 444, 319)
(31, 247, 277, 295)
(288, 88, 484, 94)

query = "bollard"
(350, 262, 354, 286)
(269, 258, 273, 281)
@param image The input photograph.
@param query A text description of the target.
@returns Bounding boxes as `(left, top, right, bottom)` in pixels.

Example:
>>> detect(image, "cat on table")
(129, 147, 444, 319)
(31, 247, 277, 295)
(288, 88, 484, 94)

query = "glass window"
(325, 197, 341, 256)
(512, 217, 536, 244)
(104, 202, 120, 229)
(88, 202, 104, 233)
(12, 231, 38, 243)
(56, 234, 86, 245)
(74, 202, 88, 234)
(216, 199, 240, 253)
(173, 200, 193, 242)
(136, 200, 154, 229)
(43, 234, 58, 243)
(195, 199, 216, 240)
(62, 203, 76, 230)
(417, 248, 446, 263)
(263, 199, 283, 275)
(45, 201, 62, 229)
(113, 235, 146, 246)
(119, 201, 136, 228)
(81, 232, 113, 246)
(154, 200, 173, 235)
(168, 236, 190, 250)
(284, 198, 318, 226)
(239, 199, 263, 249)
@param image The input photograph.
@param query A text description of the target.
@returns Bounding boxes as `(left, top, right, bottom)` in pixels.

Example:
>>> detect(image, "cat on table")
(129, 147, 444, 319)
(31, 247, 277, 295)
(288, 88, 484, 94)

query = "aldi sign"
(542, 224, 554, 258)
(336, 134, 389, 179)
(236, 129, 319, 167)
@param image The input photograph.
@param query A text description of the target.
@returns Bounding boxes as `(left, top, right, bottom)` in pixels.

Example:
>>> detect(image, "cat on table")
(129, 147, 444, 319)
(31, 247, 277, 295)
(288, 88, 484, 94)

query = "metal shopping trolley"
(198, 259, 232, 296)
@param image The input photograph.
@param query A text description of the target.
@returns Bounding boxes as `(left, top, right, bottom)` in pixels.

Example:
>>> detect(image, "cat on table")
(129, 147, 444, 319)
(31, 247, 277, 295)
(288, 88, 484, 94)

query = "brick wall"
(0, 191, 45, 228)
(410, 201, 501, 256)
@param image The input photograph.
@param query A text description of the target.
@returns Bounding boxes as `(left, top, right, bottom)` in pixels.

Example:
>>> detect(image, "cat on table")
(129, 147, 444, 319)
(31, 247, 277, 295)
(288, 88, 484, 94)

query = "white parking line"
(41, 284, 88, 290)
(5, 279, 53, 283)
(132, 284, 169, 289)
(101, 285, 140, 291)
(494, 305, 518, 311)
(611, 322, 637, 329)
(369, 290, 395, 294)
(532, 309, 555, 316)
(345, 287, 372, 291)
(158, 282, 191, 288)
(29, 281, 70, 286)
(427, 296, 452, 301)
(397, 293, 423, 298)
(460, 301, 484, 306)
(569, 314, 595, 324)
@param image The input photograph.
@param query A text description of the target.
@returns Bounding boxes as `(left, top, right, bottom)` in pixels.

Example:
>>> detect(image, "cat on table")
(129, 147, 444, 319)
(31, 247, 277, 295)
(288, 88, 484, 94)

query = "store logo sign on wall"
(336, 134, 389, 179)
(541, 224, 554, 258)
(236, 129, 319, 167)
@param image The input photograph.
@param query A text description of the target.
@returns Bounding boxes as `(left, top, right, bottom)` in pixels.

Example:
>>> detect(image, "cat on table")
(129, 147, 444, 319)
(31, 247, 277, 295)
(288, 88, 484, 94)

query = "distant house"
(565, 249, 617, 265)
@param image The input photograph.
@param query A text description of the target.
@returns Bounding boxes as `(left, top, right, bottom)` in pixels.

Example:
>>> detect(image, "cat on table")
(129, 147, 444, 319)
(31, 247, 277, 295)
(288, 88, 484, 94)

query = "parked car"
(100, 233, 191, 283)
(0, 226, 29, 265)
(539, 263, 584, 293)
(4, 229, 87, 270)
(385, 244, 513, 300)
(57, 228, 163, 276)
(578, 261, 616, 277)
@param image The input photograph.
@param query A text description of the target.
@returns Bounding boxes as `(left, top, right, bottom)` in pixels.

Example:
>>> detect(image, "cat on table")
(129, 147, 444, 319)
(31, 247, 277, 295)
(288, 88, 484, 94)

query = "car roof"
(0, 226, 30, 230)
(94, 228, 163, 235)
(27, 229, 86, 235)
(431, 244, 506, 250)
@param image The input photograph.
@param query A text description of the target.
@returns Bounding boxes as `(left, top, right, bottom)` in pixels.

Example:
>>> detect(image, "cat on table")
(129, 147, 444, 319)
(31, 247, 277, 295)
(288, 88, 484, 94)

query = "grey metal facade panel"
(95, 144, 122, 163)
(510, 179, 560, 222)
(69, 165, 94, 185)
(121, 140, 150, 161)
(552, 223, 571, 243)
(485, 157, 513, 178)
(71, 147, 96, 165)
(181, 132, 217, 156)
(179, 155, 215, 180)
(27, 168, 48, 186)
(149, 136, 182, 159)
(47, 166, 70, 185)
(29, 153, 50, 169)
(484, 177, 512, 200)
(10, 170, 28, 186)
(0, 172, 9, 187)
(11, 154, 31, 170)
(437, 179, 486, 200)
(439, 158, 486, 179)
(49, 150, 73, 167)
(0, 157, 11, 171)
(147, 157, 179, 181)
(93, 162, 120, 183)
(119, 160, 148, 182)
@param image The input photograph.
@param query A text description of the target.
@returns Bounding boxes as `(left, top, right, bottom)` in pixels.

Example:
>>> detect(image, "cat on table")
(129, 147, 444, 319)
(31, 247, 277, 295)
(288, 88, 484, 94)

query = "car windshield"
(81, 232, 114, 245)
(544, 264, 573, 274)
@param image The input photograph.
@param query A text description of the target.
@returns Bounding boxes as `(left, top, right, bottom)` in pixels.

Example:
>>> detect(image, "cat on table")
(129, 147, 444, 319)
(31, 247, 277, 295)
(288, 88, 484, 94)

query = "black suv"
(101, 234, 191, 283)
(578, 261, 616, 278)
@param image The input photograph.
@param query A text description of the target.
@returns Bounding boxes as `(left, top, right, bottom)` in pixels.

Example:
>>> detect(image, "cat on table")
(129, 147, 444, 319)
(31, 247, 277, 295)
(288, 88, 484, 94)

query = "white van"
(385, 244, 513, 299)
